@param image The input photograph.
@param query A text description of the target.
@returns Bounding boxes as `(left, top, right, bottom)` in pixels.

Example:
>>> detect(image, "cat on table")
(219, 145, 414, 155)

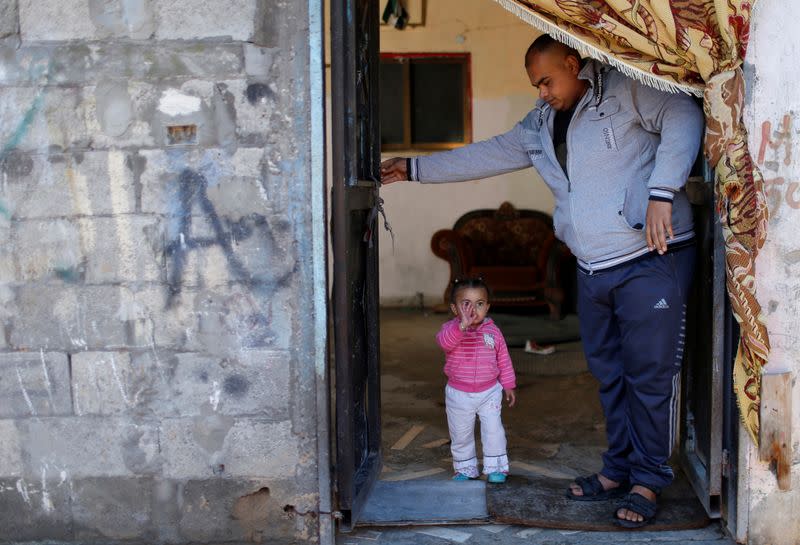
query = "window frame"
(380, 52, 472, 151)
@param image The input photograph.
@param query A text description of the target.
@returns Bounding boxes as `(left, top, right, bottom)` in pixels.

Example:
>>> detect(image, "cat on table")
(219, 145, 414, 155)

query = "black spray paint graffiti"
(165, 168, 264, 307)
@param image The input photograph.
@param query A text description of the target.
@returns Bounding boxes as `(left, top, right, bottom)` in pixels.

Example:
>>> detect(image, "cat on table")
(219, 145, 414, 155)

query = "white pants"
(445, 382, 509, 477)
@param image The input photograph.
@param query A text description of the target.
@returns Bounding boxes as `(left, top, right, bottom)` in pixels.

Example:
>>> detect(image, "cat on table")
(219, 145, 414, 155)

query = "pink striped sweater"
(436, 317, 516, 393)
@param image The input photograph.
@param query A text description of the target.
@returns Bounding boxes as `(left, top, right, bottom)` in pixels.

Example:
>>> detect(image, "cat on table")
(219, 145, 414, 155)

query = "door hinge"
(721, 448, 731, 478)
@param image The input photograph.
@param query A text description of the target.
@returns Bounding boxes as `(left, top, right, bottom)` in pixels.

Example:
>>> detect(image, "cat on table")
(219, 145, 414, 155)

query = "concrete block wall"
(0, 1, 324, 542)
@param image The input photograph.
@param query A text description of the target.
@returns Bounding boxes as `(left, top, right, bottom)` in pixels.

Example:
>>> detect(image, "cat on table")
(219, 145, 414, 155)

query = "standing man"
(381, 34, 702, 527)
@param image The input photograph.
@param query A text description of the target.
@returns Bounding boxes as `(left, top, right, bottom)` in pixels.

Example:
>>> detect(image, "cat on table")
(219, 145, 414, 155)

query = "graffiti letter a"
(164, 169, 250, 307)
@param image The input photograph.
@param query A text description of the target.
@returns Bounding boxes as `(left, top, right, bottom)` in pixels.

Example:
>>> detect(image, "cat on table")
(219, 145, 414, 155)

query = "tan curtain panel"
(493, 0, 769, 445)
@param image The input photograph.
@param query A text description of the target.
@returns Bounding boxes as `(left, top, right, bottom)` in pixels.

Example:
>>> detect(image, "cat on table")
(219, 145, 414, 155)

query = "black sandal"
(565, 474, 629, 502)
(613, 491, 657, 528)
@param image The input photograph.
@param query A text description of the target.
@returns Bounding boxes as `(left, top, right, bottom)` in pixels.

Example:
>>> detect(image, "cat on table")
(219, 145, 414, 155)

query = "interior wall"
(326, 0, 545, 306)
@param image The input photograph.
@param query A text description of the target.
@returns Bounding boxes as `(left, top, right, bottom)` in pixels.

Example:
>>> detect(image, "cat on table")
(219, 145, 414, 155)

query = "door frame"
(679, 161, 740, 534)
(322, 3, 741, 536)
(308, 0, 335, 544)
(329, 0, 383, 532)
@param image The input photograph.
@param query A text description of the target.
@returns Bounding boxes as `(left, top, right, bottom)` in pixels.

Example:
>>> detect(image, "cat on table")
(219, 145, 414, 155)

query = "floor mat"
(486, 472, 710, 531)
(491, 313, 581, 347)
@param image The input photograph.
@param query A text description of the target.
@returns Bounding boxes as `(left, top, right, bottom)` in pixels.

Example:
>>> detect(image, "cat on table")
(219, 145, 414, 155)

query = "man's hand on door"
(380, 157, 408, 184)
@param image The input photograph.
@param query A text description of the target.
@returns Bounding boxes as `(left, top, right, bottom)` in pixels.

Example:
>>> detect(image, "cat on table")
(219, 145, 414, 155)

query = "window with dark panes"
(380, 54, 472, 150)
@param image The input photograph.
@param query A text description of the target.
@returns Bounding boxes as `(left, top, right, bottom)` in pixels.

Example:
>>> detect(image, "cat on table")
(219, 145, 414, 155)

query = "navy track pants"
(577, 245, 695, 491)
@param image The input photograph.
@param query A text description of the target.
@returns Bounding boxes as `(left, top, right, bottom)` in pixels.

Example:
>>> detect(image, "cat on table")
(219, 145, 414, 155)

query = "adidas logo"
(654, 298, 670, 310)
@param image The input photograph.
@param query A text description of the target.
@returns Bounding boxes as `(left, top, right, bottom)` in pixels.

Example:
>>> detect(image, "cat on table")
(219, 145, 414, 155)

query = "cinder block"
(0, 352, 71, 417)
(184, 283, 293, 353)
(12, 218, 83, 282)
(9, 285, 128, 350)
(243, 44, 276, 78)
(12, 213, 162, 287)
(21, 0, 155, 42)
(154, 0, 256, 41)
(178, 478, 297, 542)
(159, 415, 234, 479)
(85, 80, 159, 149)
(155, 350, 292, 417)
(223, 420, 301, 478)
(20, 417, 160, 478)
(0, 151, 137, 220)
(231, 79, 278, 143)
(71, 477, 154, 541)
(109, 277, 293, 355)
(71, 348, 291, 419)
(19, 0, 94, 41)
(85, 0, 155, 40)
(0, 419, 23, 476)
(0, 476, 72, 541)
(0, 43, 245, 87)
(150, 478, 182, 543)
(128, 42, 244, 80)
(252, 1, 284, 48)
(160, 418, 298, 479)
(138, 80, 246, 150)
(78, 216, 165, 284)
(118, 286, 195, 351)
(0, 86, 90, 153)
(0, 0, 18, 39)
(71, 352, 137, 416)
(140, 147, 267, 215)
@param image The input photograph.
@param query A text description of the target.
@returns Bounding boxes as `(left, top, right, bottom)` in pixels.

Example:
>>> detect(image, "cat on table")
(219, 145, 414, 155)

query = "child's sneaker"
(524, 340, 556, 355)
(452, 473, 472, 481)
(487, 472, 507, 483)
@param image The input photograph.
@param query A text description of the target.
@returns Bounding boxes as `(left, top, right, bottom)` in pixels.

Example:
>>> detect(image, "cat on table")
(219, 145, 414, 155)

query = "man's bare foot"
(569, 473, 619, 497)
(616, 485, 656, 523)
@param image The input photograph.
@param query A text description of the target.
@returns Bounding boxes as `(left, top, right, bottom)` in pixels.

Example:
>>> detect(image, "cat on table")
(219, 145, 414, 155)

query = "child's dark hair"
(449, 276, 491, 304)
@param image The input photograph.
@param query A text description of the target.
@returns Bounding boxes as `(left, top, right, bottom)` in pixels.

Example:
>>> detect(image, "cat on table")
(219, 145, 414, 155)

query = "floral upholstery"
(431, 202, 574, 318)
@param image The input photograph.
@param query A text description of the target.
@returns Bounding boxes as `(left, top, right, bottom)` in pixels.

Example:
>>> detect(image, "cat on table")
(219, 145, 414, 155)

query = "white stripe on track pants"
(445, 382, 509, 478)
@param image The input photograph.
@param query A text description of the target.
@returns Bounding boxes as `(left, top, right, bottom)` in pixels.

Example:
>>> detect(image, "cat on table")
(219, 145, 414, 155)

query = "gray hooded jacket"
(408, 60, 704, 272)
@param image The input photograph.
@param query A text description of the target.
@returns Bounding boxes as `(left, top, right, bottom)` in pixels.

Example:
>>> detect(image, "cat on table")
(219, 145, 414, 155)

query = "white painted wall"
(739, 1, 800, 543)
(376, 0, 549, 306)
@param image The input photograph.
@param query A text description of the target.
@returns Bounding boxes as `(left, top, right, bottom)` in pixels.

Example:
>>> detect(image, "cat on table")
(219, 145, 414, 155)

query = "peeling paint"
(209, 380, 221, 411)
(158, 89, 202, 116)
(40, 466, 54, 513)
(16, 367, 36, 416)
(15, 479, 30, 506)
(39, 349, 56, 411)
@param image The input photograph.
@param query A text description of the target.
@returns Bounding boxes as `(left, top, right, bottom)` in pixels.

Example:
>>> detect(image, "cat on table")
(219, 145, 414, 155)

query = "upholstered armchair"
(430, 202, 574, 319)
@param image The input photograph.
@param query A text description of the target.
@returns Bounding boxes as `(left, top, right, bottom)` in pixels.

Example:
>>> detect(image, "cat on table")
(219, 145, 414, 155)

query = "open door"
(330, 0, 383, 532)
(680, 163, 740, 529)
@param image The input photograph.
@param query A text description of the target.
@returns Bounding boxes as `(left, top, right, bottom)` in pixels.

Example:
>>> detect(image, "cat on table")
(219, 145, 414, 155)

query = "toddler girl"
(436, 277, 516, 483)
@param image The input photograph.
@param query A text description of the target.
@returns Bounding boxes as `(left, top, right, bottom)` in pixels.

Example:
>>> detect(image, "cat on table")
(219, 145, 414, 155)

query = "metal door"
(330, 0, 382, 532)
(680, 164, 740, 529)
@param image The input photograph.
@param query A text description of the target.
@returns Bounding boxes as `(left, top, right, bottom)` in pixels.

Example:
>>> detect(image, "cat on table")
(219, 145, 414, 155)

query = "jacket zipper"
(565, 83, 594, 261)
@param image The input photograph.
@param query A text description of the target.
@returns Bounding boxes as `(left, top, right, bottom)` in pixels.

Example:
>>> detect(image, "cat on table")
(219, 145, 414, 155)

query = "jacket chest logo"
(483, 333, 495, 349)
(602, 126, 617, 151)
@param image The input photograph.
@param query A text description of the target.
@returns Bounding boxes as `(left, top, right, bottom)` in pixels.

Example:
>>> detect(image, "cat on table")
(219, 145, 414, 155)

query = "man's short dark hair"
(524, 34, 582, 67)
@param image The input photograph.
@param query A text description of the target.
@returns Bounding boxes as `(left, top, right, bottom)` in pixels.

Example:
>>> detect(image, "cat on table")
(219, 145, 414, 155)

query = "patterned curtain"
(493, 0, 769, 445)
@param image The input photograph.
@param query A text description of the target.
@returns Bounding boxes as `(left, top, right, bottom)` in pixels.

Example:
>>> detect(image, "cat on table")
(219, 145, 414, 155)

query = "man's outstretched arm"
(381, 123, 532, 184)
